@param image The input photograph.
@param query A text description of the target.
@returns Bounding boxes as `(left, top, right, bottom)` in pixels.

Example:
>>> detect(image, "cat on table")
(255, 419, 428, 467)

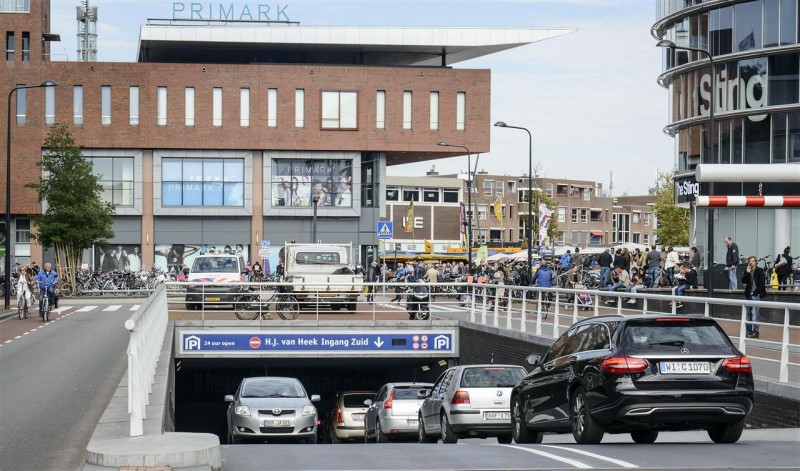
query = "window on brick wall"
(184, 87, 194, 126)
(73, 86, 83, 125)
(376, 90, 386, 129)
(322, 91, 357, 129)
(129, 86, 139, 125)
(295, 89, 305, 128)
(429, 91, 439, 130)
(101, 86, 111, 125)
(21, 32, 29, 61)
(240, 88, 250, 127)
(212, 87, 222, 127)
(267, 88, 277, 127)
(403, 91, 412, 129)
(45, 85, 54, 125)
(6, 32, 14, 61)
(15, 85, 25, 124)
(157, 87, 167, 126)
(456, 91, 466, 130)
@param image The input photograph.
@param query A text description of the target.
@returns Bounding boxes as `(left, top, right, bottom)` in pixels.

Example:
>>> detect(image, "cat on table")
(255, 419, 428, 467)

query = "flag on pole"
(538, 202, 553, 246)
(424, 239, 433, 254)
(403, 200, 414, 232)
(493, 196, 502, 224)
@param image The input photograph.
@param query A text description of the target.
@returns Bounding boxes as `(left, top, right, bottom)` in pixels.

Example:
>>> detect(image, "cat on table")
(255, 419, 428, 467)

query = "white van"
(185, 254, 246, 310)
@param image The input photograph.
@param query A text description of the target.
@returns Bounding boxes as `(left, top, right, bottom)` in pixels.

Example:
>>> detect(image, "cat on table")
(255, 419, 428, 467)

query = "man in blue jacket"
(35, 262, 59, 319)
(531, 263, 553, 313)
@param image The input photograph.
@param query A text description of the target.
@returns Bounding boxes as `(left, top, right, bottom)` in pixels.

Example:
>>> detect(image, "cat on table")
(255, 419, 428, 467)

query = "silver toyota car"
(225, 376, 320, 444)
(417, 364, 527, 444)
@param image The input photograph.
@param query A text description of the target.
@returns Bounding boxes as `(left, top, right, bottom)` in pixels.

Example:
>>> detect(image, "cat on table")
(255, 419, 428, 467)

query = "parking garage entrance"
(173, 323, 460, 442)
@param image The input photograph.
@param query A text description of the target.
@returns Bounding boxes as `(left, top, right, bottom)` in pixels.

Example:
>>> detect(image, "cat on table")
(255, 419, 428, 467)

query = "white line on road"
(540, 445, 638, 468)
(22, 332, 30, 335)
(51, 306, 69, 313)
(75, 306, 98, 312)
(129, 305, 140, 311)
(497, 444, 591, 468)
(14, 335, 21, 339)
(4, 339, 12, 343)
(102, 305, 122, 312)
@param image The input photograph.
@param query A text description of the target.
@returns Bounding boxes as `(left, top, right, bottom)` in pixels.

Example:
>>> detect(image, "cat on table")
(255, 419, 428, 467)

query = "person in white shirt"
(664, 246, 680, 284)
(15, 265, 34, 309)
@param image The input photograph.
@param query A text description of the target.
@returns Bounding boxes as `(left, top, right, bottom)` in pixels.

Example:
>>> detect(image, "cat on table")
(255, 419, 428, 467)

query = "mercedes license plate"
(483, 411, 510, 420)
(660, 361, 710, 374)
(204, 296, 221, 302)
(352, 414, 365, 421)
(264, 419, 291, 427)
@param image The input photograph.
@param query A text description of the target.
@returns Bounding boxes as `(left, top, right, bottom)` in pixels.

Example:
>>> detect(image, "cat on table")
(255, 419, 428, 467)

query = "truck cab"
(184, 254, 246, 310)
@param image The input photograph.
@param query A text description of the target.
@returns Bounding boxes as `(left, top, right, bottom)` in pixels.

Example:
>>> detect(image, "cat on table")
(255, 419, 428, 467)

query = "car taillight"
(336, 407, 343, 423)
(601, 357, 648, 374)
(384, 390, 394, 409)
(451, 390, 470, 405)
(722, 356, 752, 373)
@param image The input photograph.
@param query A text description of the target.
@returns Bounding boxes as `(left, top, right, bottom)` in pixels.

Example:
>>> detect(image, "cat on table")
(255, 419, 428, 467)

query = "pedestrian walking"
(725, 236, 740, 290)
(741, 256, 766, 338)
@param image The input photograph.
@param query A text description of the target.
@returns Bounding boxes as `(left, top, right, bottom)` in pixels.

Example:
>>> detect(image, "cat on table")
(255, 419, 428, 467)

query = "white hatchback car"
(417, 364, 527, 444)
(363, 382, 433, 442)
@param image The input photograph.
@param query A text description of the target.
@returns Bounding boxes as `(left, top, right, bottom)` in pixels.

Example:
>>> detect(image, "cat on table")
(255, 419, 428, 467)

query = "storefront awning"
(590, 230, 604, 236)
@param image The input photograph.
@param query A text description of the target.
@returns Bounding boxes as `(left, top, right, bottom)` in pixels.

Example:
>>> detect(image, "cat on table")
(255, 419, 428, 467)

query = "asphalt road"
(221, 429, 800, 470)
(0, 300, 135, 471)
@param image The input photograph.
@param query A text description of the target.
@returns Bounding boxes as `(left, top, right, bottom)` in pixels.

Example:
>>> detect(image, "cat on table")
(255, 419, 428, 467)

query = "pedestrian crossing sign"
(376, 221, 393, 239)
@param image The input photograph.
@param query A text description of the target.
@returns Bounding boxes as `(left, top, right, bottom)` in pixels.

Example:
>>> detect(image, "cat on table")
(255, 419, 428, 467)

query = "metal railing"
(125, 284, 169, 437)
(159, 280, 799, 386)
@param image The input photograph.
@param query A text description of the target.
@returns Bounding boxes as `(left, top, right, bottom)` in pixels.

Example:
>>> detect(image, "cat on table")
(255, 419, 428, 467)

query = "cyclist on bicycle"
(35, 262, 59, 319)
(16, 265, 34, 311)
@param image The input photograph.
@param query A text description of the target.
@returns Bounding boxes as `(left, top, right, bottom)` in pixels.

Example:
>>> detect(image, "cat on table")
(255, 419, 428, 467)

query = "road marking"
(498, 444, 591, 468)
(52, 306, 69, 313)
(541, 445, 638, 468)
(103, 305, 122, 312)
(4, 339, 12, 344)
(22, 332, 30, 335)
(14, 335, 21, 339)
(75, 305, 98, 312)
(130, 305, 141, 311)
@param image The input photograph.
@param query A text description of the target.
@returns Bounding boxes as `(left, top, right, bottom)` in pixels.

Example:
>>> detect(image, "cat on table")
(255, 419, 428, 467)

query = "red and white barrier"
(697, 195, 800, 207)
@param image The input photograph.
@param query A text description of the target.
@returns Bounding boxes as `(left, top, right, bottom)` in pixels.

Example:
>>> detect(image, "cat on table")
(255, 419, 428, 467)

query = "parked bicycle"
(234, 276, 300, 320)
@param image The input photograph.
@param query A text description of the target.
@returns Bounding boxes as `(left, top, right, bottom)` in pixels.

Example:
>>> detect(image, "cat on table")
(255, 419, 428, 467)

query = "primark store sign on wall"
(172, 2, 290, 21)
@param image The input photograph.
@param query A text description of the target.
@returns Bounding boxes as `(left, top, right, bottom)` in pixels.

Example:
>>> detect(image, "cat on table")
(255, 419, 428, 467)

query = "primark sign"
(172, 2, 291, 21)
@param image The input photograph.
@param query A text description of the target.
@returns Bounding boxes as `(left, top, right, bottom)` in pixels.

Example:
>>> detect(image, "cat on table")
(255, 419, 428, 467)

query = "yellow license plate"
(205, 297, 221, 302)
(319, 293, 336, 297)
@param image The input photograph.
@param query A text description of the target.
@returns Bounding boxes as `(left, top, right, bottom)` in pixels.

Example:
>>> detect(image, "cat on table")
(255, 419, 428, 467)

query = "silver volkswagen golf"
(417, 364, 527, 444)
(226, 376, 320, 444)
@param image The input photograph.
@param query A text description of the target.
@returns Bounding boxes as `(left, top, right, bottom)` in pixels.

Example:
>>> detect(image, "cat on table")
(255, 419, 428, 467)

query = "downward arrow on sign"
(374, 337, 384, 348)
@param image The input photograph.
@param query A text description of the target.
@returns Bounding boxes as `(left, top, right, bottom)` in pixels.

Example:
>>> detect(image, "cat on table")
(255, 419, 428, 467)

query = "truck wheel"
(347, 303, 357, 313)
(331, 304, 341, 311)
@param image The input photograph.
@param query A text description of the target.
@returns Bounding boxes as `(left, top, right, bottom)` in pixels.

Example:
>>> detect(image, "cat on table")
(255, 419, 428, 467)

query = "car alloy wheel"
(418, 414, 436, 443)
(511, 396, 542, 444)
(440, 413, 458, 444)
(376, 421, 389, 443)
(571, 387, 604, 444)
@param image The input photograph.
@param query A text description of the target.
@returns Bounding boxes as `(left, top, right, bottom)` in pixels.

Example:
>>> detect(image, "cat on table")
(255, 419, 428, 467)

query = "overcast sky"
(51, 0, 672, 195)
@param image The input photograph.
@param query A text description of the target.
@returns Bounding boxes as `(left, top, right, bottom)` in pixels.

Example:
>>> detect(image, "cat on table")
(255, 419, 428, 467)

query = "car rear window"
(295, 252, 341, 264)
(191, 256, 239, 273)
(393, 386, 429, 399)
(621, 320, 732, 353)
(460, 367, 526, 388)
(342, 393, 374, 407)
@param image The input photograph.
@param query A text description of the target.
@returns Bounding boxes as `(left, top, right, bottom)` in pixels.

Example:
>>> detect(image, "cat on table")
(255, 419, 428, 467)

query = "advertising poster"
(154, 244, 250, 273)
(94, 244, 143, 272)
(272, 159, 352, 207)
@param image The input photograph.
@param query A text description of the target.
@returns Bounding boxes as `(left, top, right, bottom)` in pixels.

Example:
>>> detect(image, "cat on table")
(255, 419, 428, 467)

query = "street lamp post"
(438, 142, 472, 270)
(311, 195, 320, 243)
(656, 40, 715, 298)
(493, 122, 533, 276)
(5, 80, 57, 310)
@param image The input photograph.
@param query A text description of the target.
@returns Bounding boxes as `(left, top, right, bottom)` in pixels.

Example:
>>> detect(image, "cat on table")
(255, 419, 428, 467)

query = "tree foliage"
(27, 123, 115, 285)
(650, 171, 689, 247)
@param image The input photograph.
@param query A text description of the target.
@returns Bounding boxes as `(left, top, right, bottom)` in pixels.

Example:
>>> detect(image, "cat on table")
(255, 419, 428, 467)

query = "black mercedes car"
(510, 315, 754, 445)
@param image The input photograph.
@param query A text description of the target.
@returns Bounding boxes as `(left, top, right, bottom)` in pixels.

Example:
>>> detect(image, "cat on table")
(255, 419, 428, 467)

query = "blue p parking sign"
(376, 221, 393, 239)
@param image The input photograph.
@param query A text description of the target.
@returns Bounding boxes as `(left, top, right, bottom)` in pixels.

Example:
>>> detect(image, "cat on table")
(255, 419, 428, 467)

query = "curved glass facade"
(654, 0, 800, 284)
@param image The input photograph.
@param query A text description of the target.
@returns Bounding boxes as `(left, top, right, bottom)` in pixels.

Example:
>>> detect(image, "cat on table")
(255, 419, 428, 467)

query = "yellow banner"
(403, 200, 414, 232)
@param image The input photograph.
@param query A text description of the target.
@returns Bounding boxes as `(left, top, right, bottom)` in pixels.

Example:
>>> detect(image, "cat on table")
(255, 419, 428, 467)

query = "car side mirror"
(417, 389, 430, 398)
(311, 394, 321, 402)
(364, 399, 373, 406)
(224, 394, 235, 402)
(526, 354, 542, 367)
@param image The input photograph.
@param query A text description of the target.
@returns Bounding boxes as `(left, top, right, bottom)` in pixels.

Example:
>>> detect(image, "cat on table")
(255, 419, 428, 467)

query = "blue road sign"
(261, 240, 271, 249)
(179, 330, 456, 355)
(376, 221, 393, 239)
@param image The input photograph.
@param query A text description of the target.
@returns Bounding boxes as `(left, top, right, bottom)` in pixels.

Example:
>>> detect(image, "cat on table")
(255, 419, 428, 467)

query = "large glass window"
(732, 118, 744, 164)
(272, 159, 352, 207)
(386, 188, 399, 201)
(765, 0, 780, 47)
(0, 0, 29, 12)
(773, 113, 788, 163)
(403, 91, 412, 129)
(361, 152, 379, 208)
(184, 87, 194, 126)
(483, 180, 493, 196)
(15, 218, 30, 243)
(710, 6, 733, 56)
(162, 158, 244, 207)
(423, 188, 440, 203)
(88, 157, 134, 206)
(402, 188, 419, 202)
(321, 91, 357, 129)
(157, 87, 167, 126)
(15, 85, 24, 124)
(738, 58, 767, 113)
(734, 1, 762, 52)
(212, 87, 222, 127)
(788, 111, 800, 162)
(612, 213, 630, 243)
(769, 54, 798, 106)
(376, 90, 386, 129)
(73, 85, 83, 125)
(101, 85, 111, 125)
(780, 0, 797, 45)
(267, 88, 277, 127)
(443, 189, 459, 203)
(44, 85, 54, 125)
